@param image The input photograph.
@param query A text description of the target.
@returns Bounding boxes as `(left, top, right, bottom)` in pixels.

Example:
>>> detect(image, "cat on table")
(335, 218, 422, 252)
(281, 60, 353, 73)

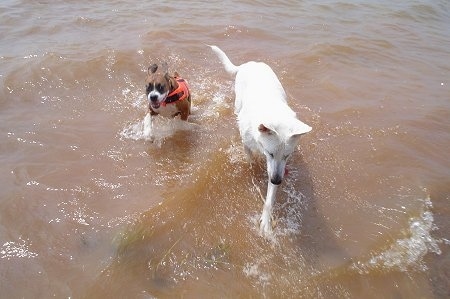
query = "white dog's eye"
(263, 148, 274, 158)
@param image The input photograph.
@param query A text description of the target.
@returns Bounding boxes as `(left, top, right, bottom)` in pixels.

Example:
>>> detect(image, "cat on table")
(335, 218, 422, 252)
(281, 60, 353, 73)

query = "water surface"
(1, 0, 449, 298)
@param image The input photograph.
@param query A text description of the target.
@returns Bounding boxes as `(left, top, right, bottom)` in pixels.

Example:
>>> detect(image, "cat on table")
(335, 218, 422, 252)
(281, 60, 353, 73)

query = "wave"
(352, 195, 443, 274)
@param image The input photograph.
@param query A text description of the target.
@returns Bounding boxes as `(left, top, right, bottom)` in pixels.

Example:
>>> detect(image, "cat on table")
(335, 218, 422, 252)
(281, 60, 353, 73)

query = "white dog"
(209, 45, 312, 236)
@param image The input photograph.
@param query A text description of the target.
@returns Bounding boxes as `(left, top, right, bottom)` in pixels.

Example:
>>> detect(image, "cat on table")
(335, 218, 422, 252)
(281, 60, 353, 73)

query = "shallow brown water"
(1, 0, 449, 298)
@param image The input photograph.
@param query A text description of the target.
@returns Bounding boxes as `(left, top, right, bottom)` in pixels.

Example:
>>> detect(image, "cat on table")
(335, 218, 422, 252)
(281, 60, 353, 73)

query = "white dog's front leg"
(260, 182, 278, 236)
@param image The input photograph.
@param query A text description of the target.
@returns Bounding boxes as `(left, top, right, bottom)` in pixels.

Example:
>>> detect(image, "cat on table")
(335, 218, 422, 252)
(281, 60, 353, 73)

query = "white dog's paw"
(259, 212, 273, 237)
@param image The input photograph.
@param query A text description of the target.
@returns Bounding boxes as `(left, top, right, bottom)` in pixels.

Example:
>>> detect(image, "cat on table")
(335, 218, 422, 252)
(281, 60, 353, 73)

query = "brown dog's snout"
(149, 95, 158, 102)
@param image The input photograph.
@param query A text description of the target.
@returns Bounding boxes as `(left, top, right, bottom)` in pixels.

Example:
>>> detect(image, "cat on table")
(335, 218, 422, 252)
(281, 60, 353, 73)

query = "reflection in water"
(87, 143, 349, 298)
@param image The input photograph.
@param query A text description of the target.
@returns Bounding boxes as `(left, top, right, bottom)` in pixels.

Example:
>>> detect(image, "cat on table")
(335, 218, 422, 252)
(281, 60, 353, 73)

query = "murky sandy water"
(1, 0, 449, 298)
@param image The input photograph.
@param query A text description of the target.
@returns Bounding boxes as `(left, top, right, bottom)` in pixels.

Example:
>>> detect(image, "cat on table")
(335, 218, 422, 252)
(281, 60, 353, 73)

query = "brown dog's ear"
(161, 62, 169, 74)
(165, 72, 172, 83)
(148, 64, 158, 74)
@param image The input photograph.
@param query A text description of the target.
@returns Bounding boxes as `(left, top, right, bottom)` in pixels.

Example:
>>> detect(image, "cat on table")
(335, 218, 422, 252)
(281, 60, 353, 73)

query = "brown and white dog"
(145, 63, 191, 120)
(143, 63, 191, 140)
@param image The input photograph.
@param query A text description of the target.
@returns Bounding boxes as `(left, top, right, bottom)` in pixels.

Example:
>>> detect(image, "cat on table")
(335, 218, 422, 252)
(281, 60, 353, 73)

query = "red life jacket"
(163, 77, 190, 106)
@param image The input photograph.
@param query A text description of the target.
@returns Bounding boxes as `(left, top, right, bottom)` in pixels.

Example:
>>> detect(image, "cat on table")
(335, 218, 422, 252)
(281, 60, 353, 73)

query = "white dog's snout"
(270, 174, 282, 185)
(267, 160, 286, 186)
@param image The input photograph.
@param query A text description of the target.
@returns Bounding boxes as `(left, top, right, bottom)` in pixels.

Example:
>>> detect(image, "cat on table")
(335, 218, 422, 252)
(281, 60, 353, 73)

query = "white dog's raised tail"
(208, 45, 239, 75)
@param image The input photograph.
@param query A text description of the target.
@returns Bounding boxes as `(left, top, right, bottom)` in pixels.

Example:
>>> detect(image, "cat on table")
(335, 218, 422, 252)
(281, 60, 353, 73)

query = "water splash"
(119, 113, 153, 142)
(1, 237, 38, 260)
(120, 114, 199, 144)
(353, 195, 443, 273)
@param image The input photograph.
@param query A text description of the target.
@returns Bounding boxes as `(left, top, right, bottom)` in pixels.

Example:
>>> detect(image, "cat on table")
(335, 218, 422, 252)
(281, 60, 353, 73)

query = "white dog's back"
(209, 45, 310, 135)
(210, 46, 292, 115)
(234, 62, 289, 115)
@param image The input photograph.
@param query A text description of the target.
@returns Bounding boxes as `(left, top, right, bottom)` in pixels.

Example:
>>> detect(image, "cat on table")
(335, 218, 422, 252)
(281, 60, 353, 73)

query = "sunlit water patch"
(1, 237, 38, 260)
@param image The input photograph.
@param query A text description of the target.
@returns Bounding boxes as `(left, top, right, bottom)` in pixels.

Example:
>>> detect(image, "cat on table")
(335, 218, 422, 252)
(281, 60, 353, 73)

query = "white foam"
(194, 91, 231, 120)
(274, 183, 307, 237)
(120, 117, 148, 141)
(120, 114, 199, 144)
(243, 261, 271, 286)
(1, 237, 38, 260)
(224, 142, 247, 165)
(353, 196, 443, 273)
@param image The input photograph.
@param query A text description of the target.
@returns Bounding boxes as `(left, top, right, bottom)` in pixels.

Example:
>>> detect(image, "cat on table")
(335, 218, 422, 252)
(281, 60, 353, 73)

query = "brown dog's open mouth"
(150, 102, 160, 109)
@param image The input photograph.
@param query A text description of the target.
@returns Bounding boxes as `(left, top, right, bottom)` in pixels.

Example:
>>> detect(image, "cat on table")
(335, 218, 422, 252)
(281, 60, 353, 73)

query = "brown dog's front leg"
(143, 112, 154, 141)
(149, 108, 158, 116)
(180, 111, 189, 121)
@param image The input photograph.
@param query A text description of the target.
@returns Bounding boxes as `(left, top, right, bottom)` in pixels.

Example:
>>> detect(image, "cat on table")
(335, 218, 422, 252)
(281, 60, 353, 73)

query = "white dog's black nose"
(270, 175, 282, 185)
(150, 95, 158, 102)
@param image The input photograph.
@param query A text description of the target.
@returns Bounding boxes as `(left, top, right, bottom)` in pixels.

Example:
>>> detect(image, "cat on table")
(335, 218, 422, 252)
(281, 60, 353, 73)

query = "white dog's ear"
(290, 120, 312, 137)
(258, 124, 276, 135)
